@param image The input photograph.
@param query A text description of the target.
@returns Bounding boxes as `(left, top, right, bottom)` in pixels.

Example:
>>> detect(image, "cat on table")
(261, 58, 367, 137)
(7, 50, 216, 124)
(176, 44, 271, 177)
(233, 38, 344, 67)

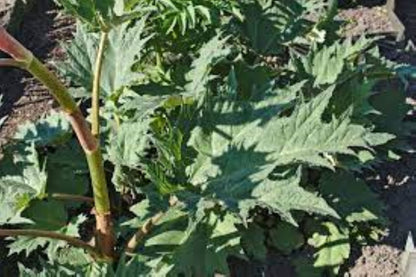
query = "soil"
(339, 6, 396, 37)
(341, 1, 416, 277)
(0, 0, 74, 148)
(0, 0, 416, 276)
(338, 0, 388, 9)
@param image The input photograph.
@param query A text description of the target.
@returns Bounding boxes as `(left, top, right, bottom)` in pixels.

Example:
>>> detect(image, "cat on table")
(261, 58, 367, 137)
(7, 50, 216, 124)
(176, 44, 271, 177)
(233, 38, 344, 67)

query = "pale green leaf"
(187, 85, 385, 224)
(14, 111, 72, 147)
(290, 36, 377, 86)
(0, 145, 47, 225)
(108, 118, 151, 167)
(55, 0, 147, 30)
(146, 213, 241, 276)
(236, 0, 310, 55)
(240, 170, 339, 225)
(60, 18, 151, 98)
(308, 222, 350, 273)
(8, 215, 87, 259)
(242, 86, 392, 168)
(184, 34, 230, 98)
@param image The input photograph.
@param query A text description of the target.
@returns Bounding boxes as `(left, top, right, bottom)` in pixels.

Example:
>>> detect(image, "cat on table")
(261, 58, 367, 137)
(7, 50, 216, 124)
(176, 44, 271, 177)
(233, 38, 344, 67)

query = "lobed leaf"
(59, 18, 151, 99)
(308, 222, 350, 274)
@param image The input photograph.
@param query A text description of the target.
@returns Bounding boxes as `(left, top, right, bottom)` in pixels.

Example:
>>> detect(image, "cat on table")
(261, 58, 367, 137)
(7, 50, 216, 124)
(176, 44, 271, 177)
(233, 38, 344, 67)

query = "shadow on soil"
(0, 0, 56, 120)
(343, 1, 416, 276)
(0, 1, 61, 276)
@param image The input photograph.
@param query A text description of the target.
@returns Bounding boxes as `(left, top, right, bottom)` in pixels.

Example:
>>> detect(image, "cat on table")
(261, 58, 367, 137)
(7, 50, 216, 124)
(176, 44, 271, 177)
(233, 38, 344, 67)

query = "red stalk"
(0, 27, 32, 62)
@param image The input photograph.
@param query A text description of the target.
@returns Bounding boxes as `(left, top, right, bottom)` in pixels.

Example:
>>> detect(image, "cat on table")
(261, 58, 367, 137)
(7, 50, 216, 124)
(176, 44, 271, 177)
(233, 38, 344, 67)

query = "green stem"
(0, 229, 97, 255)
(113, 112, 121, 131)
(0, 58, 25, 68)
(27, 58, 114, 258)
(126, 211, 164, 253)
(51, 193, 94, 204)
(92, 32, 108, 138)
(126, 198, 178, 253)
(0, 27, 115, 259)
(86, 150, 111, 214)
(27, 58, 80, 114)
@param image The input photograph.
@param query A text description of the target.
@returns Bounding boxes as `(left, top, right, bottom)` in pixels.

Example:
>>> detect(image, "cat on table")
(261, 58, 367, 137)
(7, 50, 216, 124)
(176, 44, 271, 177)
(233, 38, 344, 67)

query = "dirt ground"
(0, 0, 74, 148)
(344, 1, 416, 276)
(0, 0, 416, 276)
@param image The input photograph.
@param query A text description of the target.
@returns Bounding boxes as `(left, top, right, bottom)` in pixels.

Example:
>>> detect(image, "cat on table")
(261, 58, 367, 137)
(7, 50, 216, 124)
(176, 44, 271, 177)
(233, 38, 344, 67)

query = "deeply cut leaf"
(60, 18, 151, 99)
(308, 222, 350, 274)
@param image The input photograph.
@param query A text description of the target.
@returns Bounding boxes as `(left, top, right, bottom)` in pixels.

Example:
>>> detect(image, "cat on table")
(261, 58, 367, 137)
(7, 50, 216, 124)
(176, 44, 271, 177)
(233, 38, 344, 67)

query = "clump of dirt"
(347, 245, 402, 276)
(339, 6, 396, 37)
(345, 151, 416, 276)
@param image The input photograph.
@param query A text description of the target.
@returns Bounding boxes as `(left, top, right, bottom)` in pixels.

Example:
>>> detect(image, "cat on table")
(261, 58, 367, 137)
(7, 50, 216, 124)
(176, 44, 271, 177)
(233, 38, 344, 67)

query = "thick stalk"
(0, 229, 96, 254)
(126, 211, 164, 253)
(0, 27, 114, 259)
(51, 193, 94, 204)
(92, 32, 108, 138)
(0, 58, 25, 68)
(126, 198, 178, 253)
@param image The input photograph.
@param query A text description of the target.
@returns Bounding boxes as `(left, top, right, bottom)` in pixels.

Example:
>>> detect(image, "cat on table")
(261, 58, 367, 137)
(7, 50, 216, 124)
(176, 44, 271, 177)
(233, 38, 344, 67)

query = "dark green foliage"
(268, 221, 304, 255)
(2, 0, 415, 275)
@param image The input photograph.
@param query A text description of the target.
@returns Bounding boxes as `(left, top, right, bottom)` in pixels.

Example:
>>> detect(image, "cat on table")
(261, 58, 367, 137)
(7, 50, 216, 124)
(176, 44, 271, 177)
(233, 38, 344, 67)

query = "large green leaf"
(239, 170, 339, 225)
(240, 223, 267, 261)
(184, 34, 231, 98)
(0, 144, 47, 225)
(320, 171, 385, 223)
(108, 117, 152, 190)
(187, 85, 392, 224)
(22, 200, 67, 231)
(55, 0, 147, 31)
(19, 262, 80, 277)
(235, 0, 311, 55)
(370, 82, 415, 148)
(242, 86, 394, 168)
(308, 222, 350, 274)
(108, 118, 151, 167)
(268, 221, 304, 255)
(46, 140, 89, 196)
(145, 212, 242, 276)
(13, 112, 72, 147)
(19, 254, 151, 277)
(60, 18, 151, 98)
(289, 36, 376, 86)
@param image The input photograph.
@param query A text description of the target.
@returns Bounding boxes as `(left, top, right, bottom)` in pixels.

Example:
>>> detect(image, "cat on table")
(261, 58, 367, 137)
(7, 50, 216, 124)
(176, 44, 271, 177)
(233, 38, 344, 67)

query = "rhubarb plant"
(0, 0, 415, 275)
